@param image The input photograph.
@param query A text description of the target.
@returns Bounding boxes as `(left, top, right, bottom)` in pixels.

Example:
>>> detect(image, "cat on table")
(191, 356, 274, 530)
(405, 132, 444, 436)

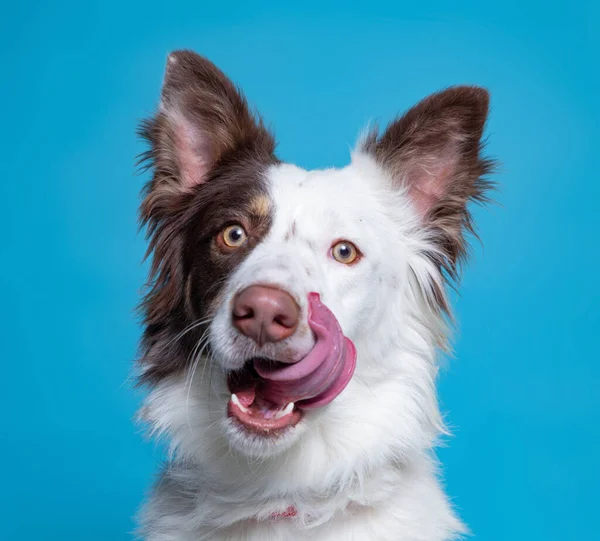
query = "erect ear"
(138, 50, 275, 202)
(362, 86, 495, 272)
(136, 51, 276, 326)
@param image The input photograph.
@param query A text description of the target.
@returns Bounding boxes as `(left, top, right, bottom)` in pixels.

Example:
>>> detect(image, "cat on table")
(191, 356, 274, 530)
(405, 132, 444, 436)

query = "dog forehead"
(266, 163, 373, 233)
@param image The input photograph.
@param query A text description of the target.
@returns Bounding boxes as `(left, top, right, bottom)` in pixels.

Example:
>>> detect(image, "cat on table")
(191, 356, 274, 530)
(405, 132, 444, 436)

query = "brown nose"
(232, 286, 299, 346)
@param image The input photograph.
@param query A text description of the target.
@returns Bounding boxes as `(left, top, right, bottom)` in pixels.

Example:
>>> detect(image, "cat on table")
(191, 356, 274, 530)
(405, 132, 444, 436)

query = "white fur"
(138, 151, 466, 540)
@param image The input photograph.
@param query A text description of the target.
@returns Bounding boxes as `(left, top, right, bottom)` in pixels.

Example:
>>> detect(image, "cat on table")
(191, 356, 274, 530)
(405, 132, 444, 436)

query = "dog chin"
(222, 413, 309, 458)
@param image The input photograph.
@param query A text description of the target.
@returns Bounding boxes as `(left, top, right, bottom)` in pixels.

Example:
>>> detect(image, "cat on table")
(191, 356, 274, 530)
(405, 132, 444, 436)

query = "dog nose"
(232, 286, 299, 346)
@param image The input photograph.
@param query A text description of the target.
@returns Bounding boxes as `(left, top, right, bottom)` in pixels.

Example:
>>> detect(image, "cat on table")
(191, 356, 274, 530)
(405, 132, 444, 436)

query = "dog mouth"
(227, 362, 303, 433)
(226, 293, 357, 435)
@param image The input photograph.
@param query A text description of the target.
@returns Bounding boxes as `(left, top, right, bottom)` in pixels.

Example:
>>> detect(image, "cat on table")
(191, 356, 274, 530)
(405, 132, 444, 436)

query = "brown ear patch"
(362, 85, 496, 278)
(135, 51, 278, 385)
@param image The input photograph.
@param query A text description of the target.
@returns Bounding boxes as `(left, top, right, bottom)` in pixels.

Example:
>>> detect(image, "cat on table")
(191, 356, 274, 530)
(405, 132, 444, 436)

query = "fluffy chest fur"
(135, 50, 494, 541)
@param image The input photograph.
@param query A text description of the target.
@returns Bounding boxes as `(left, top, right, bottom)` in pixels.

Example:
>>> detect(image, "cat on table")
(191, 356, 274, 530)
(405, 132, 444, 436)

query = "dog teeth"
(274, 402, 295, 420)
(231, 393, 249, 414)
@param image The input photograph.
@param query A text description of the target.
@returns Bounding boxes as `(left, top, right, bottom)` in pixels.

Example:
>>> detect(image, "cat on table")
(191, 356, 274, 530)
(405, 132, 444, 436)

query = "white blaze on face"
(267, 160, 420, 341)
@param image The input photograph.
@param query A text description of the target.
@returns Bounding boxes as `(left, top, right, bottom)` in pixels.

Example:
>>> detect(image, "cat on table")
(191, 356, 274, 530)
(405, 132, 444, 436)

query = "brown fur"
(136, 51, 278, 384)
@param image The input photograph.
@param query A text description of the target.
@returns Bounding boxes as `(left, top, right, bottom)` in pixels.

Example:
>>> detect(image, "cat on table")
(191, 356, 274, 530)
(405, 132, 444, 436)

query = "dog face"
(137, 51, 492, 466)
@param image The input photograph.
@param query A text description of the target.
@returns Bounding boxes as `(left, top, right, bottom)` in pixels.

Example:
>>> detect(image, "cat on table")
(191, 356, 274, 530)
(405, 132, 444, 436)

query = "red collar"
(268, 505, 298, 520)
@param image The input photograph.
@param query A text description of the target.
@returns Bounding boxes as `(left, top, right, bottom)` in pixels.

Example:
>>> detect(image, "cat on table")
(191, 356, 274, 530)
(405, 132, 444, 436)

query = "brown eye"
(331, 241, 359, 264)
(221, 224, 247, 248)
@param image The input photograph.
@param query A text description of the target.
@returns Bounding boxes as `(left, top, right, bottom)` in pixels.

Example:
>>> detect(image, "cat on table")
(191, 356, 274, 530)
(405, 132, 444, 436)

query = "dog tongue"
(254, 293, 357, 410)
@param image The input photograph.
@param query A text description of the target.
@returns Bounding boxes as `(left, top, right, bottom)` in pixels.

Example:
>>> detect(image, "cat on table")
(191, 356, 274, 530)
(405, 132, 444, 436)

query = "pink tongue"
(254, 293, 357, 410)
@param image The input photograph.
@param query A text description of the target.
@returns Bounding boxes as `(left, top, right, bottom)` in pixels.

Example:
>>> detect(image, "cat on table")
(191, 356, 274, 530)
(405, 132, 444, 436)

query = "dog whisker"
(184, 331, 213, 433)
(164, 317, 213, 351)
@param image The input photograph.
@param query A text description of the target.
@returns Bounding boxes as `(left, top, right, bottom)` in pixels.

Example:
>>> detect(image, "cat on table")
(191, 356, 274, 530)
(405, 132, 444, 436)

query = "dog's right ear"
(138, 50, 275, 213)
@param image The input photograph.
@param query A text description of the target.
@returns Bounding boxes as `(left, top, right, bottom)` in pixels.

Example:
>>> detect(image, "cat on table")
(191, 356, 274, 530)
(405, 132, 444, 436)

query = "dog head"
(137, 50, 493, 473)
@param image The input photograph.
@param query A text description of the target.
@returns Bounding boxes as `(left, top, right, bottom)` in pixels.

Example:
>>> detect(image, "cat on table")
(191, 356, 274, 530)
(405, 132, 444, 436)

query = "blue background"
(2, 1, 597, 539)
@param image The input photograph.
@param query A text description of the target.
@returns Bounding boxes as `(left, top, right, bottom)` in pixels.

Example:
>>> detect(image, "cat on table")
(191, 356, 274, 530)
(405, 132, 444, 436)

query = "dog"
(135, 49, 494, 541)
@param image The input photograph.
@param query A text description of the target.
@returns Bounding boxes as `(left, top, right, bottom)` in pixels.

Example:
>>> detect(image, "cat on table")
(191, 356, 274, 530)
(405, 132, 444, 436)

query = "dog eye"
(221, 224, 248, 248)
(331, 241, 359, 264)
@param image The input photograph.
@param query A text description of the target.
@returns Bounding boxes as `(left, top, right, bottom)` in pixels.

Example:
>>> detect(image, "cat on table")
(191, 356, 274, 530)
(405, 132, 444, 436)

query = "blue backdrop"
(1, 1, 597, 539)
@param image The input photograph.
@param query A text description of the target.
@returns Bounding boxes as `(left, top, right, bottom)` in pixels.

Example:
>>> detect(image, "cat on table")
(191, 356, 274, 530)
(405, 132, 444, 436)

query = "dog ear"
(136, 51, 276, 330)
(138, 50, 275, 197)
(362, 86, 494, 271)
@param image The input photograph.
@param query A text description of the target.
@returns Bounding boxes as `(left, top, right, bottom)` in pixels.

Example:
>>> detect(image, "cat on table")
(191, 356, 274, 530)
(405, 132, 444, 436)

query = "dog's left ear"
(362, 86, 494, 270)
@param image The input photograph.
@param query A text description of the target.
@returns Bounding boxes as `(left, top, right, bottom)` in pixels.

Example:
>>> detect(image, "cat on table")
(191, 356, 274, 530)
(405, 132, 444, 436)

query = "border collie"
(135, 49, 494, 541)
